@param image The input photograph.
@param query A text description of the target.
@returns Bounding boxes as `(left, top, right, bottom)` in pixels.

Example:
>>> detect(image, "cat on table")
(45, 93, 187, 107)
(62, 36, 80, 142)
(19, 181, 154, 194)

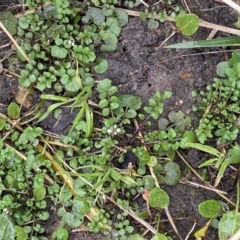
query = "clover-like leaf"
(94, 57, 108, 73)
(118, 94, 142, 110)
(97, 78, 112, 92)
(86, 7, 105, 25)
(51, 45, 68, 59)
(147, 19, 159, 30)
(117, 10, 129, 27)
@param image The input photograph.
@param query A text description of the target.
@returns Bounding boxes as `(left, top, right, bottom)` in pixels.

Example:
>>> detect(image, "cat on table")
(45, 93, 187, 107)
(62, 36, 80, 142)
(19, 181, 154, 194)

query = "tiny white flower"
(114, 125, 117, 129)
(3, 208, 9, 214)
(107, 129, 112, 134)
(116, 128, 121, 133)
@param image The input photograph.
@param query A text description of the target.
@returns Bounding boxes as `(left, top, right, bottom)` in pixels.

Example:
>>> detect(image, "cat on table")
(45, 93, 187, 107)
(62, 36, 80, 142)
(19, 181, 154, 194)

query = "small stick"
(184, 219, 196, 240)
(0, 22, 29, 62)
(132, 119, 183, 240)
(180, 180, 227, 195)
(139, 0, 149, 7)
(221, 0, 240, 12)
(116, 8, 240, 36)
(229, 229, 240, 240)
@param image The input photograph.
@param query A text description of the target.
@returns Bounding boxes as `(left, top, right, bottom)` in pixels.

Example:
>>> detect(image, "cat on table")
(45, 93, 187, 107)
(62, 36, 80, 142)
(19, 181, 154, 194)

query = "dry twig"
(116, 8, 240, 36)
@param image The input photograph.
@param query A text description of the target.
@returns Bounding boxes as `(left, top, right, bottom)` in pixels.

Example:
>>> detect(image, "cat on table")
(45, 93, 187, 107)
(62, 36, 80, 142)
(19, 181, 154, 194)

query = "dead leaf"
(180, 72, 193, 79)
(142, 189, 151, 201)
(142, 190, 152, 217)
(194, 219, 211, 238)
(14, 86, 32, 108)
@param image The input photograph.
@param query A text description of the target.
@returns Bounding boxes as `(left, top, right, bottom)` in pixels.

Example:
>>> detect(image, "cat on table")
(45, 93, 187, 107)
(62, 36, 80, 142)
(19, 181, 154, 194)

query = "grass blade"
(185, 143, 221, 157)
(165, 36, 240, 48)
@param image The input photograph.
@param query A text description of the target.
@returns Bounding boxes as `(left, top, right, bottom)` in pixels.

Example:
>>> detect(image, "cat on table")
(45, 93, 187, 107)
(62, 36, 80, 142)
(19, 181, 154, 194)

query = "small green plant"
(197, 197, 240, 240)
(192, 50, 240, 144)
(186, 142, 240, 187)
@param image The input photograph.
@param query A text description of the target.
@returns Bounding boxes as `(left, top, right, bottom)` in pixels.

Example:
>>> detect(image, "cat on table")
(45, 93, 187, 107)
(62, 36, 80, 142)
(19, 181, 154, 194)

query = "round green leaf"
(102, 108, 110, 116)
(59, 186, 72, 202)
(117, 11, 129, 27)
(51, 45, 68, 59)
(102, 32, 118, 45)
(97, 78, 112, 92)
(86, 7, 105, 25)
(216, 61, 230, 77)
(151, 233, 168, 240)
(125, 109, 137, 118)
(15, 226, 28, 240)
(143, 175, 155, 190)
(164, 162, 181, 186)
(100, 43, 117, 52)
(218, 211, 240, 240)
(147, 156, 158, 167)
(0, 213, 14, 240)
(198, 200, 221, 218)
(118, 94, 142, 110)
(56, 228, 69, 239)
(7, 102, 20, 119)
(94, 57, 108, 73)
(18, 16, 29, 29)
(158, 118, 169, 130)
(82, 76, 95, 88)
(129, 234, 145, 240)
(99, 99, 109, 108)
(34, 185, 46, 201)
(180, 131, 196, 149)
(149, 188, 169, 208)
(148, 19, 159, 30)
(175, 14, 199, 36)
(0, 11, 17, 35)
